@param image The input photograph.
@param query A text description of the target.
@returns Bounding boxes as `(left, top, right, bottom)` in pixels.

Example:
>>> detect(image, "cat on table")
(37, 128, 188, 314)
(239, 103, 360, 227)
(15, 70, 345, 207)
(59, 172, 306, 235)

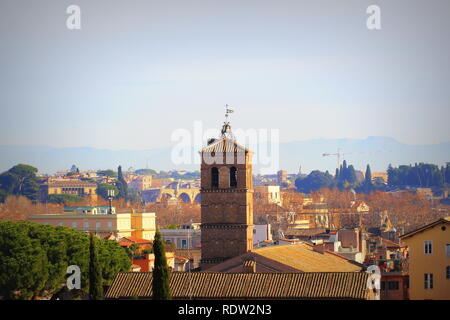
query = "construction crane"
(322, 148, 388, 169)
(322, 148, 353, 169)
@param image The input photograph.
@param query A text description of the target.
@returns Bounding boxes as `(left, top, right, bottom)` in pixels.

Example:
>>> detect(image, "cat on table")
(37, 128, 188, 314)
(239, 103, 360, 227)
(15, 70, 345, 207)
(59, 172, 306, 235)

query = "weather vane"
(225, 104, 234, 122)
(221, 104, 235, 138)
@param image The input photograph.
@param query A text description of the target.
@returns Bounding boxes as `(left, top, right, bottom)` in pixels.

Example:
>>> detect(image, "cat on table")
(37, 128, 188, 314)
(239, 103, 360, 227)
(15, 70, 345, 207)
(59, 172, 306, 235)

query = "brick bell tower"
(199, 113, 254, 270)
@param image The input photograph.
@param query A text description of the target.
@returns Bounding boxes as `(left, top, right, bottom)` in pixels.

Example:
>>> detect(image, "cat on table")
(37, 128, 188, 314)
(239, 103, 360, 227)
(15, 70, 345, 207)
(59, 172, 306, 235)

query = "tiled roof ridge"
(199, 137, 251, 153)
(105, 271, 369, 299)
(399, 217, 450, 239)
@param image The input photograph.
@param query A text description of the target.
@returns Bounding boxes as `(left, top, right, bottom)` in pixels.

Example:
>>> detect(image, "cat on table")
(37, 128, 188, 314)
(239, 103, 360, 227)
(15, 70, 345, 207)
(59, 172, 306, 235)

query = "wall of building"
(402, 221, 450, 300)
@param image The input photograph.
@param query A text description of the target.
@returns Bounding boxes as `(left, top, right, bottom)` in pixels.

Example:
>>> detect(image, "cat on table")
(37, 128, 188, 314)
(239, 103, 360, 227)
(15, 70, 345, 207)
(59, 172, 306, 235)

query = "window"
(96, 222, 101, 228)
(230, 167, 237, 188)
(388, 281, 399, 290)
(447, 266, 450, 280)
(424, 241, 432, 254)
(58, 222, 64, 226)
(181, 239, 187, 249)
(107, 222, 112, 228)
(446, 244, 450, 258)
(84, 221, 89, 228)
(380, 281, 385, 290)
(211, 167, 219, 188)
(71, 222, 78, 228)
(424, 273, 433, 289)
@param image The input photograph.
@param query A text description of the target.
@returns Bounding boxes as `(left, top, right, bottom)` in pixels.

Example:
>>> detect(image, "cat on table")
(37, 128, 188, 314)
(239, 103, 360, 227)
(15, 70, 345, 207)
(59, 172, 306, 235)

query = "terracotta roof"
(285, 227, 327, 237)
(199, 138, 251, 154)
(118, 236, 153, 247)
(105, 272, 369, 299)
(399, 217, 450, 239)
(254, 243, 361, 272)
(379, 238, 401, 248)
(206, 243, 362, 273)
(119, 236, 153, 244)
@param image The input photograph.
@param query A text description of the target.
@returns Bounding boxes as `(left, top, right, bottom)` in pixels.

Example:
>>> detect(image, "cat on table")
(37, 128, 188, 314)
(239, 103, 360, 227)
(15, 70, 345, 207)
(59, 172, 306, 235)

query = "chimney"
(242, 259, 256, 273)
(313, 243, 326, 254)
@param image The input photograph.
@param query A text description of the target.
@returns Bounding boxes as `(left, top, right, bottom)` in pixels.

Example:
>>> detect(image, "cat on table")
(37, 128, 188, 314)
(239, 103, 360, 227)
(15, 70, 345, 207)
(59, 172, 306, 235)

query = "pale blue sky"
(0, 0, 449, 150)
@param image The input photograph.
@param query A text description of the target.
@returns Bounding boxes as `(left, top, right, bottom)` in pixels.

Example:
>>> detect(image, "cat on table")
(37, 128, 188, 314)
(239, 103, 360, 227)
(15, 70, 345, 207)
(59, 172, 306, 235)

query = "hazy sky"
(0, 0, 449, 150)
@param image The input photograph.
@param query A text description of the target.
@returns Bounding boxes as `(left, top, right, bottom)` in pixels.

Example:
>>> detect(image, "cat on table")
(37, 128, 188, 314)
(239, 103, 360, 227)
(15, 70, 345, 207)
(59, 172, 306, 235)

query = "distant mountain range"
(0, 136, 449, 175)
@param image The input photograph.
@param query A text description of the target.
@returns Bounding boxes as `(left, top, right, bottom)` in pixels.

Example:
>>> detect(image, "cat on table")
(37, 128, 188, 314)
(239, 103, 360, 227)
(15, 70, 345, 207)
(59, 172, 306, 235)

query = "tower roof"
(199, 137, 252, 154)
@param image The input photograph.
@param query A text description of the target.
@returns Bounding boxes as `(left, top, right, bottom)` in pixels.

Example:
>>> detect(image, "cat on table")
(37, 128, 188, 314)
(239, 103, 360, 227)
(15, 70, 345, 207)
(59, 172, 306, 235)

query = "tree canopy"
(96, 183, 120, 200)
(0, 220, 130, 299)
(96, 170, 117, 178)
(295, 170, 335, 193)
(387, 163, 447, 188)
(0, 164, 40, 202)
(135, 169, 157, 176)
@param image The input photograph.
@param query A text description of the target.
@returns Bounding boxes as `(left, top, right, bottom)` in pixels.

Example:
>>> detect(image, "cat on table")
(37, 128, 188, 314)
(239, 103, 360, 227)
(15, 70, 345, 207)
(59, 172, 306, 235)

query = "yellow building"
(399, 217, 450, 300)
(254, 185, 282, 205)
(40, 179, 98, 203)
(28, 206, 156, 240)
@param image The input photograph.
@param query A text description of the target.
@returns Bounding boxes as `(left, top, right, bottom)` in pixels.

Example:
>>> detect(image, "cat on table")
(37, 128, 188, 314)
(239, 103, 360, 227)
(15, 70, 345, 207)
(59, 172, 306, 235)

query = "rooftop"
(44, 180, 97, 187)
(206, 242, 362, 273)
(399, 217, 450, 239)
(199, 137, 251, 154)
(105, 272, 369, 300)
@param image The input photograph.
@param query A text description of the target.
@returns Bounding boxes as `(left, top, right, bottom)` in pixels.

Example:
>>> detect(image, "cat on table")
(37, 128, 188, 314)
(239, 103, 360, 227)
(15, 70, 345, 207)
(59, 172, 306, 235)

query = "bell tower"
(199, 111, 254, 270)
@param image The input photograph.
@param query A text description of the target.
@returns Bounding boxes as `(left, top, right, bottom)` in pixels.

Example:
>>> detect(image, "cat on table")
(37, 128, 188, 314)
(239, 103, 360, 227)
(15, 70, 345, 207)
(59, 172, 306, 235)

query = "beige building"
(40, 179, 98, 203)
(28, 206, 156, 240)
(128, 175, 153, 191)
(254, 185, 282, 205)
(277, 170, 287, 185)
(399, 217, 450, 300)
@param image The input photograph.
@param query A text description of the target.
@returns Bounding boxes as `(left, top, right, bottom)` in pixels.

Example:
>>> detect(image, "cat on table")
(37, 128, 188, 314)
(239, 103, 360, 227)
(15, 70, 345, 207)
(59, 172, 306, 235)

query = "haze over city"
(1, 0, 450, 154)
(1, 0, 450, 305)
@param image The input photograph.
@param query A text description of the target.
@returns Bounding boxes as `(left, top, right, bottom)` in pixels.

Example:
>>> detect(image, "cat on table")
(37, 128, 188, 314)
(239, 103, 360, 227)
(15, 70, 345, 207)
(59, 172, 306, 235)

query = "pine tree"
(152, 230, 171, 300)
(89, 233, 103, 300)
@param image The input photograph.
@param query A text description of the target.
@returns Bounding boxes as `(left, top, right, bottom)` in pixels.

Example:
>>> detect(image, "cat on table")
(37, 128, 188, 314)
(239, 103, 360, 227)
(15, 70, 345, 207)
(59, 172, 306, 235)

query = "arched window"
(230, 167, 237, 188)
(446, 266, 450, 280)
(211, 167, 219, 188)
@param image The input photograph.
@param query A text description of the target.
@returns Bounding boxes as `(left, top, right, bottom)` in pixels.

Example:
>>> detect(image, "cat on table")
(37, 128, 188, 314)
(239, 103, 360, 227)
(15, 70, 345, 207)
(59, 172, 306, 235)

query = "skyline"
(1, 135, 449, 175)
(1, 0, 450, 151)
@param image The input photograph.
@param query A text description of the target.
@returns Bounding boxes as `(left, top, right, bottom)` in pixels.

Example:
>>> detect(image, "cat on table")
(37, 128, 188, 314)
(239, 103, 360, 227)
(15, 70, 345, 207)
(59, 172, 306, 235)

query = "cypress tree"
(117, 165, 128, 200)
(364, 164, 372, 185)
(363, 164, 373, 194)
(89, 233, 103, 300)
(341, 160, 348, 183)
(347, 165, 357, 184)
(446, 164, 450, 184)
(152, 230, 171, 300)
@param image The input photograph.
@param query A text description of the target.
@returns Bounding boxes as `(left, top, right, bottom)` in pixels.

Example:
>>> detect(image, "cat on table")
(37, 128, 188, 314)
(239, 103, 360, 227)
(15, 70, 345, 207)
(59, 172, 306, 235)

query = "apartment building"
(399, 217, 450, 300)
(28, 206, 156, 240)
